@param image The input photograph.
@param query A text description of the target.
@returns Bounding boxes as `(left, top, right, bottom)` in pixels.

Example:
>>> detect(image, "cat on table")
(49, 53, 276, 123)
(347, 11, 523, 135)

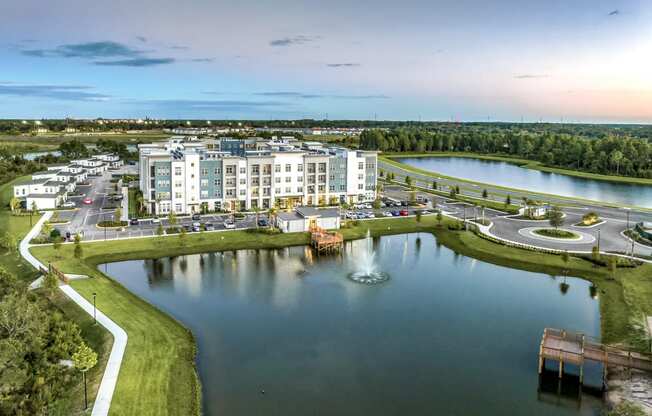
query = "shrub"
(50, 229, 61, 239)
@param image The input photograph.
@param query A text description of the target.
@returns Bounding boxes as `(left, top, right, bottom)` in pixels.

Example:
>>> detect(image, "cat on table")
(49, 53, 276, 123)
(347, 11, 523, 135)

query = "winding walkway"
(20, 211, 127, 416)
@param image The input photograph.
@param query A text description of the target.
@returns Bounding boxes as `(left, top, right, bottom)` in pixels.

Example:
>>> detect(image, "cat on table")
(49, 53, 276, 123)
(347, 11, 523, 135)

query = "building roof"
(277, 211, 303, 221)
(295, 206, 340, 218)
(26, 192, 65, 199)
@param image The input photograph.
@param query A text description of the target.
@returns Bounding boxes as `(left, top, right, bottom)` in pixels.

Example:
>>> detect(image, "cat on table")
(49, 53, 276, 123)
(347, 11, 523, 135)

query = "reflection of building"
(276, 206, 340, 232)
(138, 137, 377, 215)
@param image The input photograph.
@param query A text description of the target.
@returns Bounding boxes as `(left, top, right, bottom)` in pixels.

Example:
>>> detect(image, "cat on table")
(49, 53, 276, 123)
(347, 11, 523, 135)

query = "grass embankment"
(383, 151, 652, 186)
(1, 176, 113, 414)
(0, 176, 41, 278)
(28, 215, 652, 414)
(0, 132, 171, 147)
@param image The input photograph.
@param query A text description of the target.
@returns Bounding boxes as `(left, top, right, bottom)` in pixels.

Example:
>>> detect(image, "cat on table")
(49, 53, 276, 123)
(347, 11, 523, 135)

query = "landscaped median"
(28, 215, 652, 415)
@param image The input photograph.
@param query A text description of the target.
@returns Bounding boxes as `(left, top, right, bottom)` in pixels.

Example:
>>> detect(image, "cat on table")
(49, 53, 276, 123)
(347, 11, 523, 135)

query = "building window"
(358, 184, 364, 190)
(201, 168, 208, 176)
(175, 192, 183, 198)
(285, 177, 291, 183)
(214, 167, 221, 175)
(297, 186, 303, 193)
(318, 175, 326, 183)
(318, 185, 325, 192)
(214, 179, 221, 186)
(275, 187, 281, 194)
(226, 189, 235, 197)
(175, 181, 183, 188)
(358, 174, 364, 180)
(297, 164, 303, 172)
(358, 162, 364, 170)
(201, 179, 208, 187)
(285, 164, 291, 172)
(275, 177, 281, 183)
(226, 166, 234, 175)
(201, 191, 208, 198)
(275, 164, 281, 173)
(329, 185, 335, 191)
(251, 165, 260, 174)
(239, 179, 246, 185)
(240, 167, 246, 174)
(175, 203, 182, 212)
(239, 189, 246, 196)
(285, 187, 291, 193)
(298, 176, 303, 183)
(175, 167, 182, 176)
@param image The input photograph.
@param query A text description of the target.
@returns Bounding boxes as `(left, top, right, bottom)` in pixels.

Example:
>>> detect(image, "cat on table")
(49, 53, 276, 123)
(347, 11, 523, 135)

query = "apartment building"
(138, 137, 377, 215)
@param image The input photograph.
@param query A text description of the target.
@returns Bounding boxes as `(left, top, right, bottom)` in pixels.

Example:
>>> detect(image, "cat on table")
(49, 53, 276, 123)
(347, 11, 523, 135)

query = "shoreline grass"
(380, 156, 651, 211)
(384, 151, 652, 186)
(27, 215, 652, 414)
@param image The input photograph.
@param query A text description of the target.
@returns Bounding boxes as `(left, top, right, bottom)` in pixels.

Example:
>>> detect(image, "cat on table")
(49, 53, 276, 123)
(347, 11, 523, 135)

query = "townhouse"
(138, 137, 377, 215)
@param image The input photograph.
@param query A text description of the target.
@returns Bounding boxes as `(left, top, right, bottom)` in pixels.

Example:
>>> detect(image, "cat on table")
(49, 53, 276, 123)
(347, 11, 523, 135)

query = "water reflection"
(102, 233, 603, 416)
(397, 156, 652, 207)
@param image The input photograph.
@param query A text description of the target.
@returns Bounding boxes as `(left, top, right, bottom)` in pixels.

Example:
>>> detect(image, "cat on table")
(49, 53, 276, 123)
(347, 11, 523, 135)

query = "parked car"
(82, 197, 93, 205)
(151, 217, 161, 224)
(420, 210, 431, 215)
(399, 209, 409, 216)
(391, 210, 400, 217)
(204, 223, 215, 231)
(383, 211, 393, 217)
(365, 212, 375, 219)
(224, 220, 236, 229)
(192, 222, 201, 232)
(192, 213, 201, 221)
(129, 218, 139, 225)
(65, 232, 71, 241)
(183, 225, 192, 232)
(62, 201, 76, 208)
(257, 218, 268, 227)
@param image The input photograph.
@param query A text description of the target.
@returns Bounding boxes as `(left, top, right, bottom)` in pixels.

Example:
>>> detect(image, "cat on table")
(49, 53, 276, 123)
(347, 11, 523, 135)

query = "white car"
(61, 201, 76, 208)
(383, 211, 392, 217)
(224, 220, 236, 229)
(151, 217, 161, 224)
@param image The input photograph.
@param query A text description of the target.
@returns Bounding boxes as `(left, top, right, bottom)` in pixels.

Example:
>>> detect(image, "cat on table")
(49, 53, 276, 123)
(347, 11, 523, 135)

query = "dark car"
(204, 223, 215, 231)
(192, 213, 201, 221)
(65, 231, 71, 241)
(183, 225, 192, 232)
(257, 218, 268, 227)
(129, 218, 139, 225)
(391, 210, 400, 216)
(400, 201, 408, 207)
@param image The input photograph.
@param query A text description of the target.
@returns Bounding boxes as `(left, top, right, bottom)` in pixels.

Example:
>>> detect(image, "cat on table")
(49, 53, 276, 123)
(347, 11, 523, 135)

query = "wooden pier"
(539, 328, 652, 384)
(310, 226, 343, 253)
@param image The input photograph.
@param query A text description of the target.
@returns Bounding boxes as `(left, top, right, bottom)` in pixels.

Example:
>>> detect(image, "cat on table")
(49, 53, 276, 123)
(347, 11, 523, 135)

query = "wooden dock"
(310, 226, 343, 253)
(539, 328, 652, 384)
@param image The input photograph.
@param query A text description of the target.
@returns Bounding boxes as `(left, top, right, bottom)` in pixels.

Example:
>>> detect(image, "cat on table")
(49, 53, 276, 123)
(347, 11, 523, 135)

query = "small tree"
(73, 234, 83, 259)
(505, 194, 511, 206)
(561, 251, 570, 265)
(114, 206, 122, 224)
(409, 191, 416, 204)
(432, 181, 437, 190)
(9, 197, 20, 214)
(168, 211, 177, 226)
(455, 185, 460, 194)
(373, 198, 381, 210)
(436, 211, 443, 226)
(1, 232, 17, 253)
(416, 211, 422, 223)
(607, 256, 617, 278)
(156, 223, 164, 237)
(73, 342, 98, 410)
(53, 237, 63, 258)
(482, 189, 488, 199)
(179, 227, 187, 245)
(548, 205, 564, 229)
(405, 176, 412, 187)
(42, 221, 53, 239)
(43, 271, 59, 293)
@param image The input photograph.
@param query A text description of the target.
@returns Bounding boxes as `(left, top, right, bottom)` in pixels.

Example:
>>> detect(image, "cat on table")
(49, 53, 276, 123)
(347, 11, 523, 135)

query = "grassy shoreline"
(380, 156, 651, 211)
(384, 151, 652, 186)
(28, 215, 652, 414)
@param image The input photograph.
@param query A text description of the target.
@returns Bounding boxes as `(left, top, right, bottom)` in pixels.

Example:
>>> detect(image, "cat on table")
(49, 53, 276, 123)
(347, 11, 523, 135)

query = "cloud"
(136, 36, 147, 43)
(326, 63, 360, 68)
(169, 45, 190, 50)
(190, 58, 214, 63)
(608, 9, 619, 16)
(269, 35, 320, 47)
(514, 74, 549, 79)
(0, 83, 110, 101)
(254, 91, 389, 100)
(20, 40, 176, 68)
(22, 41, 143, 59)
(94, 58, 175, 67)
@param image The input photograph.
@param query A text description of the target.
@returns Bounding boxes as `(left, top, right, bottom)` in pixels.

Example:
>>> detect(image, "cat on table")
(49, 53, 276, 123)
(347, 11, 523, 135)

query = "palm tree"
(268, 207, 278, 228)
(253, 207, 261, 228)
(136, 193, 145, 215)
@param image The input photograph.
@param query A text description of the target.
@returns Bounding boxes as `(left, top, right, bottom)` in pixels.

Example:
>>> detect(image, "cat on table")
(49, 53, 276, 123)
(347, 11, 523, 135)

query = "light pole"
(93, 292, 97, 324)
(597, 229, 601, 252)
(623, 207, 631, 230)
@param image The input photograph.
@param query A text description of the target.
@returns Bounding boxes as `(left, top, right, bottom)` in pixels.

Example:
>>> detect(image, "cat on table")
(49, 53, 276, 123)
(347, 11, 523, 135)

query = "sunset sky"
(1, 0, 650, 122)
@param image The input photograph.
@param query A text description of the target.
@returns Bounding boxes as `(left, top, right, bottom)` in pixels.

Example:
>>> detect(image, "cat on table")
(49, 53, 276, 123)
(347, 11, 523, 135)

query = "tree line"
(359, 127, 652, 178)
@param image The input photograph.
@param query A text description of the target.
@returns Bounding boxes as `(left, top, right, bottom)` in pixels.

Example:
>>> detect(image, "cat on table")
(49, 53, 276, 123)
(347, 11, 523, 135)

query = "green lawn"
(28, 214, 652, 415)
(0, 175, 41, 279)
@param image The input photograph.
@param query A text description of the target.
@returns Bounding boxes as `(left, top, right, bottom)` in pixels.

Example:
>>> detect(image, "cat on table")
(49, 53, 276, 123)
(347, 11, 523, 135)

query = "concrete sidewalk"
(19, 210, 127, 416)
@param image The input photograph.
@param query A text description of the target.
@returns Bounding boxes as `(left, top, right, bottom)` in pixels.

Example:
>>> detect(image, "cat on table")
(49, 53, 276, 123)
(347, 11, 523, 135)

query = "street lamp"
(92, 292, 97, 324)
(597, 229, 601, 252)
(623, 207, 631, 230)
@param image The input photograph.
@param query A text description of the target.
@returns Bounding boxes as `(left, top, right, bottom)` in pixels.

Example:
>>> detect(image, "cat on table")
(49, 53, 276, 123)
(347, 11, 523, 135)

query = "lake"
(102, 233, 604, 415)
(395, 156, 652, 207)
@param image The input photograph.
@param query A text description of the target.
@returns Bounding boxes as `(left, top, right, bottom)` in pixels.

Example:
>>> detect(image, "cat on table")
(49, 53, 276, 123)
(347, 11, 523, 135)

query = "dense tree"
(359, 127, 652, 179)
(548, 206, 564, 228)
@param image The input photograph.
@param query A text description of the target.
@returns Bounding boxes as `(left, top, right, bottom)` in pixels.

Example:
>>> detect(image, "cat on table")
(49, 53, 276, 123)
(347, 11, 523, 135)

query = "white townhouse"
(138, 137, 378, 215)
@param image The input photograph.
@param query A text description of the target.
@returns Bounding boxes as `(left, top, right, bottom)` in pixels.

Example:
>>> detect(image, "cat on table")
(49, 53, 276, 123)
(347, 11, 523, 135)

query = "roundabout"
(518, 227, 596, 244)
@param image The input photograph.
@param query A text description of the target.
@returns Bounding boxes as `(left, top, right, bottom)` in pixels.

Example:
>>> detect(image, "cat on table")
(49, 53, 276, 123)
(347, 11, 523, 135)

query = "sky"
(1, 0, 651, 122)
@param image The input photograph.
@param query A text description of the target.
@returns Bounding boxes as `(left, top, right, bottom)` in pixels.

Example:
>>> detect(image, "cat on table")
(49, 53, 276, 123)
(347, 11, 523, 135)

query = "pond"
(102, 233, 604, 415)
(395, 156, 652, 207)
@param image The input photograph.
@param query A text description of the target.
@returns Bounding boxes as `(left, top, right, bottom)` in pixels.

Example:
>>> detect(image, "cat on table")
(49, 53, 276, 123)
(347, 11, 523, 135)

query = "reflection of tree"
(415, 236, 422, 253)
(589, 284, 598, 299)
(145, 258, 174, 287)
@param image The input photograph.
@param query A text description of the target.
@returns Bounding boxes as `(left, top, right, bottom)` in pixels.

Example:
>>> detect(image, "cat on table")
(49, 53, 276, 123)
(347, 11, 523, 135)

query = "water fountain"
(348, 230, 390, 285)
